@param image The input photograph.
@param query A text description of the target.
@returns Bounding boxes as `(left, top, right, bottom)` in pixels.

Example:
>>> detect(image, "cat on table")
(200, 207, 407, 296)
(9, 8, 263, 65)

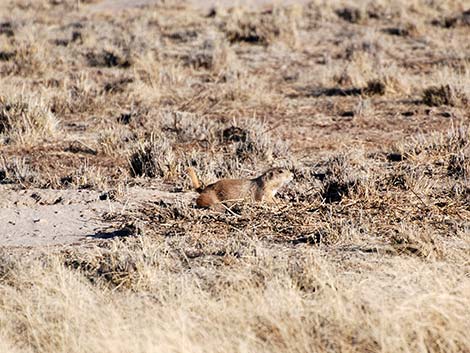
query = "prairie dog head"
(262, 168, 293, 191)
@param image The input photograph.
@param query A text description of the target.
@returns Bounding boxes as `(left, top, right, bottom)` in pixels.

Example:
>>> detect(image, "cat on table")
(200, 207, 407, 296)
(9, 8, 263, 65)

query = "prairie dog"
(188, 167, 293, 209)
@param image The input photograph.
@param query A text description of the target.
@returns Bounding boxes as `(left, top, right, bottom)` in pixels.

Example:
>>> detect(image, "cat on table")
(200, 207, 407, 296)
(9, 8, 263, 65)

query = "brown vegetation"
(0, 0, 469, 352)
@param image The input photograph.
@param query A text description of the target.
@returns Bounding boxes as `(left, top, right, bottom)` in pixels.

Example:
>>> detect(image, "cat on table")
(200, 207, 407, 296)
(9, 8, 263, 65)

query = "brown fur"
(187, 167, 293, 209)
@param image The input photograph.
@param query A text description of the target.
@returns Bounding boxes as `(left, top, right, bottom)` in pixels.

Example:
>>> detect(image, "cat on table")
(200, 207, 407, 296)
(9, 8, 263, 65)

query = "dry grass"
(1, 0, 470, 352)
(0, 241, 469, 353)
(0, 94, 58, 145)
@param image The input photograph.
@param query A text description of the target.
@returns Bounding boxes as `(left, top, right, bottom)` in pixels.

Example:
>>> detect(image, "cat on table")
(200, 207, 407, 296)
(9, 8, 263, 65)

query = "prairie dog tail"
(187, 167, 203, 193)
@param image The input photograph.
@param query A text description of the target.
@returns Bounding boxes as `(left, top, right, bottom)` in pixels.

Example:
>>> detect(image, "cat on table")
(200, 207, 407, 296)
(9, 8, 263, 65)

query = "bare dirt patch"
(0, 185, 194, 247)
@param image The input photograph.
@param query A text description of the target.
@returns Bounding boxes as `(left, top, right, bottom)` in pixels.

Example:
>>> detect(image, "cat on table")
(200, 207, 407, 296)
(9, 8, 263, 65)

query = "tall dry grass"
(0, 238, 469, 353)
(0, 94, 58, 146)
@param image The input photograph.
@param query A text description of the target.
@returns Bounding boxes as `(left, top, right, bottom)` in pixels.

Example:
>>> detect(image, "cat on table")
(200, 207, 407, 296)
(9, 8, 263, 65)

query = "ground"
(0, 0, 469, 352)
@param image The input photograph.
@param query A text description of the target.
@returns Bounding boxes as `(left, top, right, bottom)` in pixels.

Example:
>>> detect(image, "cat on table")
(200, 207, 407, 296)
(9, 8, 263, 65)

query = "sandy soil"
(0, 185, 194, 247)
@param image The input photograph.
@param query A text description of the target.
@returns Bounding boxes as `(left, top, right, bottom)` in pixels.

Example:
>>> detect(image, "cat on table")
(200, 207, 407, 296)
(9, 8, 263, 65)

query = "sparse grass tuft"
(86, 49, 132, 68)
(0, 94, 58, 145)
(390, 224, 444, 259)
(447, 152, 469, 178)
(335, 7, 364, 24)
(432, 10, 470, 28)
(182, 38, 236, 74)
(0, 156, 39, 186)
(223, 7, 299, 47)
(129, 135, 176, 179)
(1, 41, 48, 76)
(319, 152, 369, 203)
(362, 79, 387, 96)
(422, 85, 468, 107)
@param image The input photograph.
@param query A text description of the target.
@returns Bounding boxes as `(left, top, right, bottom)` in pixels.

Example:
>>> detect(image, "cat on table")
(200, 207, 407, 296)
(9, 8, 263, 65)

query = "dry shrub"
(0, 156, 39, 186)
(362, 79, 387, 96)
(182, 37, 236, 74)
(128, 111, 290, 184)
(59, 162, 109, 189)
(48, 73, 104, 114)
(386, 167, 411, 190)
(158, 110, 219, 144)
(447, 182, 470, 206)
(406, 126, 469, 156)
(0, 41, 48, 76)
(64, 247, 142, 289)
(226, 118, 290, 164)
(432, 9, 470, 28)
(320, 152, 369, 203)
(86, 49, 132, 68)
(129, 135, 176, 179)
(0, 22, 14, 37)
(0, 94, 58, 145)
(305, 77, 397, 99)
(103, 77, 134, 94)
(223, 6, 299, 47)
(98, 126, 136, 157)
(130, 54, 189, 106)
(335, 7, 365, 24)
(447, 152, 469, 178)
(382, 23, 419, 37)
(164, 28, 198, 43)
(422, 84, 468, 107)
(334, 5, 397, 24)
(0, 50, 15, 61)
(389, 224, 444, 259)
(8, 0, 83, 11)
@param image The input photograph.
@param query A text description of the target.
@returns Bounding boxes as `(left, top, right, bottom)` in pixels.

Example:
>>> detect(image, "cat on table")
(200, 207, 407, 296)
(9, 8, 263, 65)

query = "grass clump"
(422, 85, 468, 107)
(432, 10, 470, 28)
(0, 157, 38, 186)
(362, 79, 387, 96)
(86, 49, 132, 68)
(319, 153, 369, 203)
(447, 153, 469, 179)
(335, 7, 364, 24)
(1, 41, 48, 76)
(389, 224, 444, 259)
(129, 136, 176, 179)
(127, 111, 290, 185)
(223, 7, 299, 47)
(0, 94, 58, 145)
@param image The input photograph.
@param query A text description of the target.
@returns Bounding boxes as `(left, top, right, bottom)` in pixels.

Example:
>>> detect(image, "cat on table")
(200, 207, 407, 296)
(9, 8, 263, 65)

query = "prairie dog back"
(188, 168, 293, 209)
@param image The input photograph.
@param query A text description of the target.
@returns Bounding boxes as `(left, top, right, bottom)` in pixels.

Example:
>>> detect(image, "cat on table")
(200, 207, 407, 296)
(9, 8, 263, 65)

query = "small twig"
(220, 202, 242, 217)
(410, 188, 429, 211)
